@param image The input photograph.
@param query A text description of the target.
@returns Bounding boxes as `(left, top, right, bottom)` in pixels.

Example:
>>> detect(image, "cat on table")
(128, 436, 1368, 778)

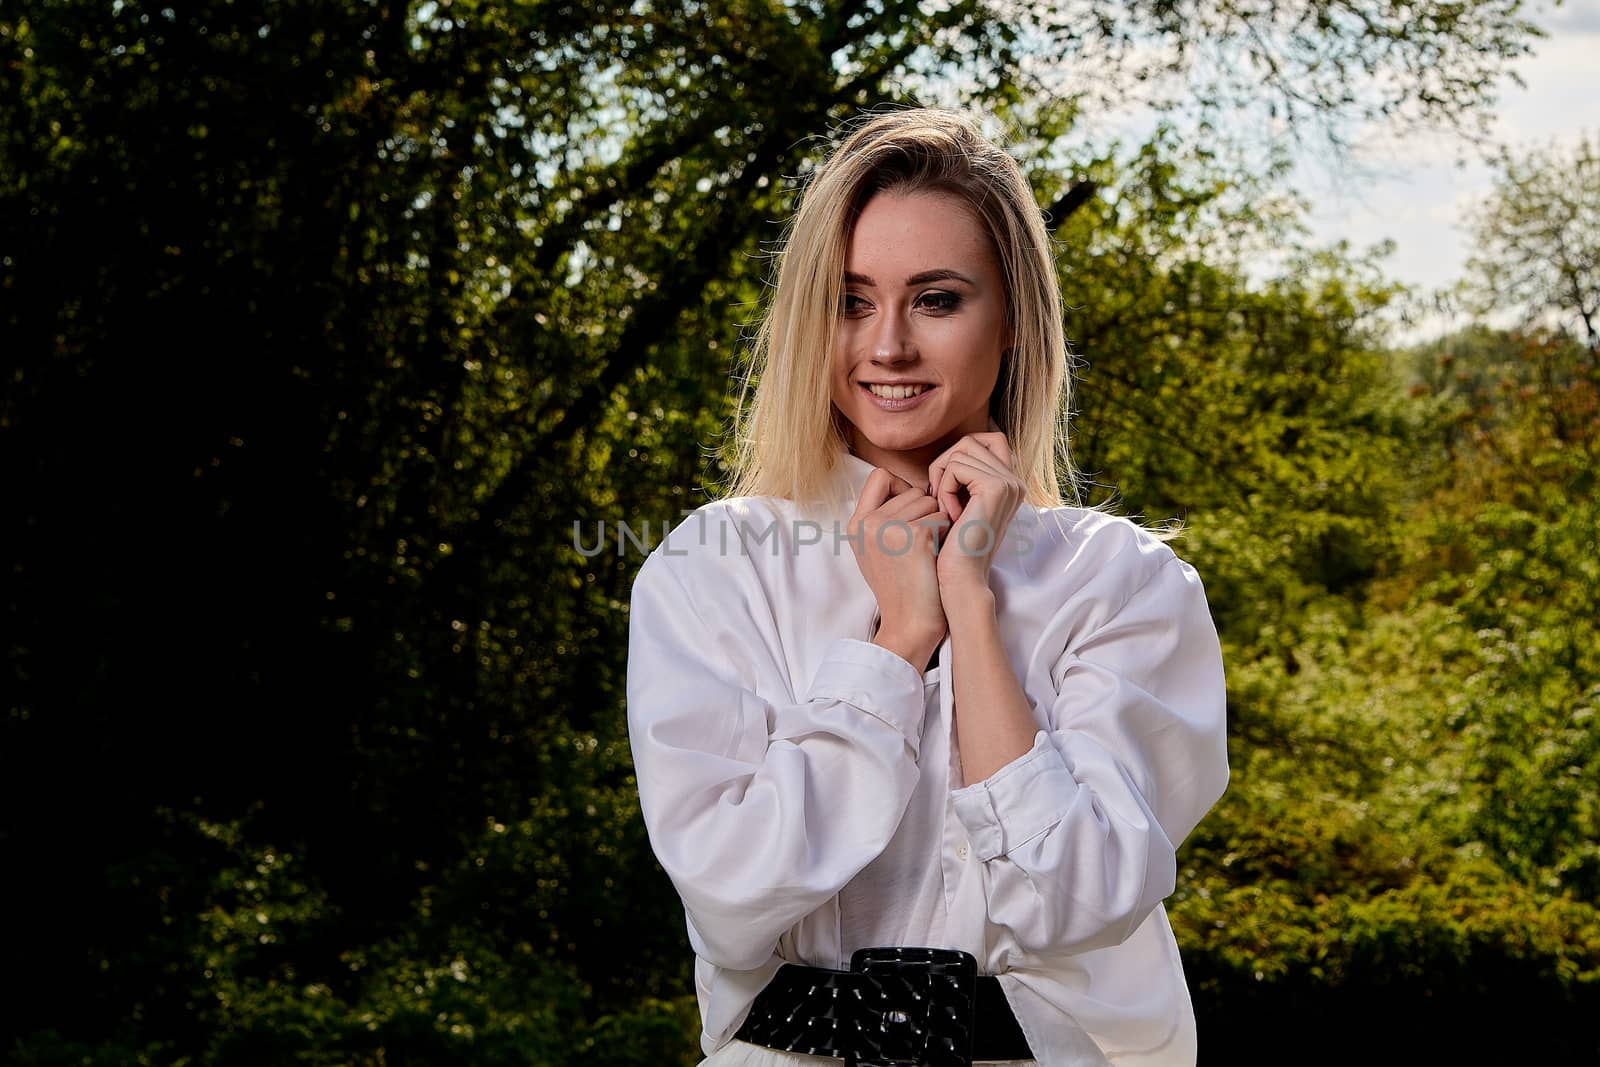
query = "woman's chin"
(853, 421, 946, 455)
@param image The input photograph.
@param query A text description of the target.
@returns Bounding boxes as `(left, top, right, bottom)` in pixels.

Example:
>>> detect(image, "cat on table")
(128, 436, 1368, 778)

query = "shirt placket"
(936, 630, 967, 911)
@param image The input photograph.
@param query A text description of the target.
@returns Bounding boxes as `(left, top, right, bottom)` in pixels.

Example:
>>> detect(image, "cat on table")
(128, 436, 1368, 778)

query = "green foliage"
(1169, 320, 1600, 1059)
(1055, 136, 1419, 668)
(1047, 134, 1600, 1061)
(10, 805, 698, 1066)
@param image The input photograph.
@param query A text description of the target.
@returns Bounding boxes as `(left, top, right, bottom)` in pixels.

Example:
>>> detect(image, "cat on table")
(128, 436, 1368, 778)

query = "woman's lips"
(860, 383, 935, 410)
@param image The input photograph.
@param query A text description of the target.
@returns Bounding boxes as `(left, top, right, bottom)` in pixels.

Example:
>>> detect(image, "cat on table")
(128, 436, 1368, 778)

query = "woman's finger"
(934, 454, 999, 525)
(970, 431, 1014, 473)
(933, 434, 1010, 485)
(927, 432, 1013, 507)
(931, 443, 1007, 524)
(853, 466, 907, 519)
(882, 486, 942, 520)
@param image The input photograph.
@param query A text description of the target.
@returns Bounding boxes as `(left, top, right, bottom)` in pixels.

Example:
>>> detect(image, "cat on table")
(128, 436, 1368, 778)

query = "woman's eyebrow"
(843, 269, 977, 287)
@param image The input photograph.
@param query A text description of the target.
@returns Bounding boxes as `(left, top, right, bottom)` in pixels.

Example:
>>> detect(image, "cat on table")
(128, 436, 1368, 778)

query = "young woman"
(625, 107, 1230, 1067)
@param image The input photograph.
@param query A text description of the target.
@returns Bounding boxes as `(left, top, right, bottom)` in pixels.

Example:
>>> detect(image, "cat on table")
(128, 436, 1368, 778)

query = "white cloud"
(1541, 0, 1600, 34)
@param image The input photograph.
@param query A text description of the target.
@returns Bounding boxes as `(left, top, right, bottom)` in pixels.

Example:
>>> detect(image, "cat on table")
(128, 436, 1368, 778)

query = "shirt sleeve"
(626, 549, 930, 972)
(949, 553, 1230, 957)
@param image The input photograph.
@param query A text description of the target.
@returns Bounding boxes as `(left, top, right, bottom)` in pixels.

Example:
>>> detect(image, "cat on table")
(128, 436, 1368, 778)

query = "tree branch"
(1044, 180, 1098, 233)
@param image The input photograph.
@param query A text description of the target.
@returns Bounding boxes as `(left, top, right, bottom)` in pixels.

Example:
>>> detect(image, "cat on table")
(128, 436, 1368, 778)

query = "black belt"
(734, 947, 1034, 1065)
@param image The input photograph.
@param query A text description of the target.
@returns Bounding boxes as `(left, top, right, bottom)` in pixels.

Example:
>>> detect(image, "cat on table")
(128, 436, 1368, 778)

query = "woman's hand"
(848, 467, 947, 669)
(927, 431, 1024, 598)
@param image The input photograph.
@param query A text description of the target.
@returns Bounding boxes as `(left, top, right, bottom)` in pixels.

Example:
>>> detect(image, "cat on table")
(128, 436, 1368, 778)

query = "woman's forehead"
(845, 189, 998, 277)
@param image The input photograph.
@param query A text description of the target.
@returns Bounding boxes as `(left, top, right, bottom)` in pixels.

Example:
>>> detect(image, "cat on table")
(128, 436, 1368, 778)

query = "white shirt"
(625, 449, 1229, 1066)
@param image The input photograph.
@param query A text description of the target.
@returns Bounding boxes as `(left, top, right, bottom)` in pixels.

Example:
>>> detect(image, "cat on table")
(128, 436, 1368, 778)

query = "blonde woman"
(625, 107, 1229, 1067)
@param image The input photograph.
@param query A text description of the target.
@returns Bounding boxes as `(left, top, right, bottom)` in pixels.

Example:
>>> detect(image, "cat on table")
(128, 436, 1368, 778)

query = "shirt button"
(956, 842, 969, 861)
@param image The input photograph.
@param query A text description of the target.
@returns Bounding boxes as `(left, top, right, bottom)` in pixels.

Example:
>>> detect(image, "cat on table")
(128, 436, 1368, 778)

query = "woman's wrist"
(941, 581, 997, 634)
(872, 624, 942, 670)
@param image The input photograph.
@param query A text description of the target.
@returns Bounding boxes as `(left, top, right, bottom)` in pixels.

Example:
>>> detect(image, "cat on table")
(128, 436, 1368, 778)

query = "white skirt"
(698, 1037, 1038, 1066)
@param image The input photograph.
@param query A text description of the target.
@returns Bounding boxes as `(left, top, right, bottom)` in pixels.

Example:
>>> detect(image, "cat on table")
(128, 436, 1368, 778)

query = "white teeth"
(867, 383, 929, 399)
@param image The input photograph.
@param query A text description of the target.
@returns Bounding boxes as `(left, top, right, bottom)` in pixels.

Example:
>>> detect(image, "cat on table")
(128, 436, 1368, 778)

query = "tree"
(1465, 135, 1600, 355)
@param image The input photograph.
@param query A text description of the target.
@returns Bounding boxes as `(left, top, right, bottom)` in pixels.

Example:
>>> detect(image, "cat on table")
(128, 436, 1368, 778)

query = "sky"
(1294, 0, 1600, 340)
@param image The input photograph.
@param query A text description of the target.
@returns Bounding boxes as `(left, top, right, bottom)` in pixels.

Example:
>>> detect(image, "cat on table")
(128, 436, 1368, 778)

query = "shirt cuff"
(803, 637, 929, 749)
(951, 731, 1074, 861)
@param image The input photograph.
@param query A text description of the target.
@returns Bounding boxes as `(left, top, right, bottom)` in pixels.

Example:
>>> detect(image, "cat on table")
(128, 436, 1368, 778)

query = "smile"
(864, 383, 932, 399)
(860, 382, 935, 410)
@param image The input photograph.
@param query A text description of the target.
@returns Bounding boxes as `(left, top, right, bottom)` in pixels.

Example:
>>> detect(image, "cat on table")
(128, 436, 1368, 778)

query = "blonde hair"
(723, 105, 1078, 516)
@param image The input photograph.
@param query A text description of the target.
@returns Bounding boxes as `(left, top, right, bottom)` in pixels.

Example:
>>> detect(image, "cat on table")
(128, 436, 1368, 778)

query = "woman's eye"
(840, 294, 870, 315)
(918, 291, 961, 312)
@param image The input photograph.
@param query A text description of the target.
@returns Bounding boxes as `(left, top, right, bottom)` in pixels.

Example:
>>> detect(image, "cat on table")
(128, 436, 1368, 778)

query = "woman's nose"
(870, 307, 914, 362)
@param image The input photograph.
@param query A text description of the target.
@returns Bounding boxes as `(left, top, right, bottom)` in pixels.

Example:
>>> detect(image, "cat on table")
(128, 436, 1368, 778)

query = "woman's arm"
(927, 429, 1047, 785)
(946, 553, 1230, 957)
(626, 549, 929, 973)
(945, 579, 1038, 786)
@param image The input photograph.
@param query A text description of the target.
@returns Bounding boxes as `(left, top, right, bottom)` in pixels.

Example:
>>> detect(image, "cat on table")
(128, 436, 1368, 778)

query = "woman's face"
(830, 189, 1013, 470)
